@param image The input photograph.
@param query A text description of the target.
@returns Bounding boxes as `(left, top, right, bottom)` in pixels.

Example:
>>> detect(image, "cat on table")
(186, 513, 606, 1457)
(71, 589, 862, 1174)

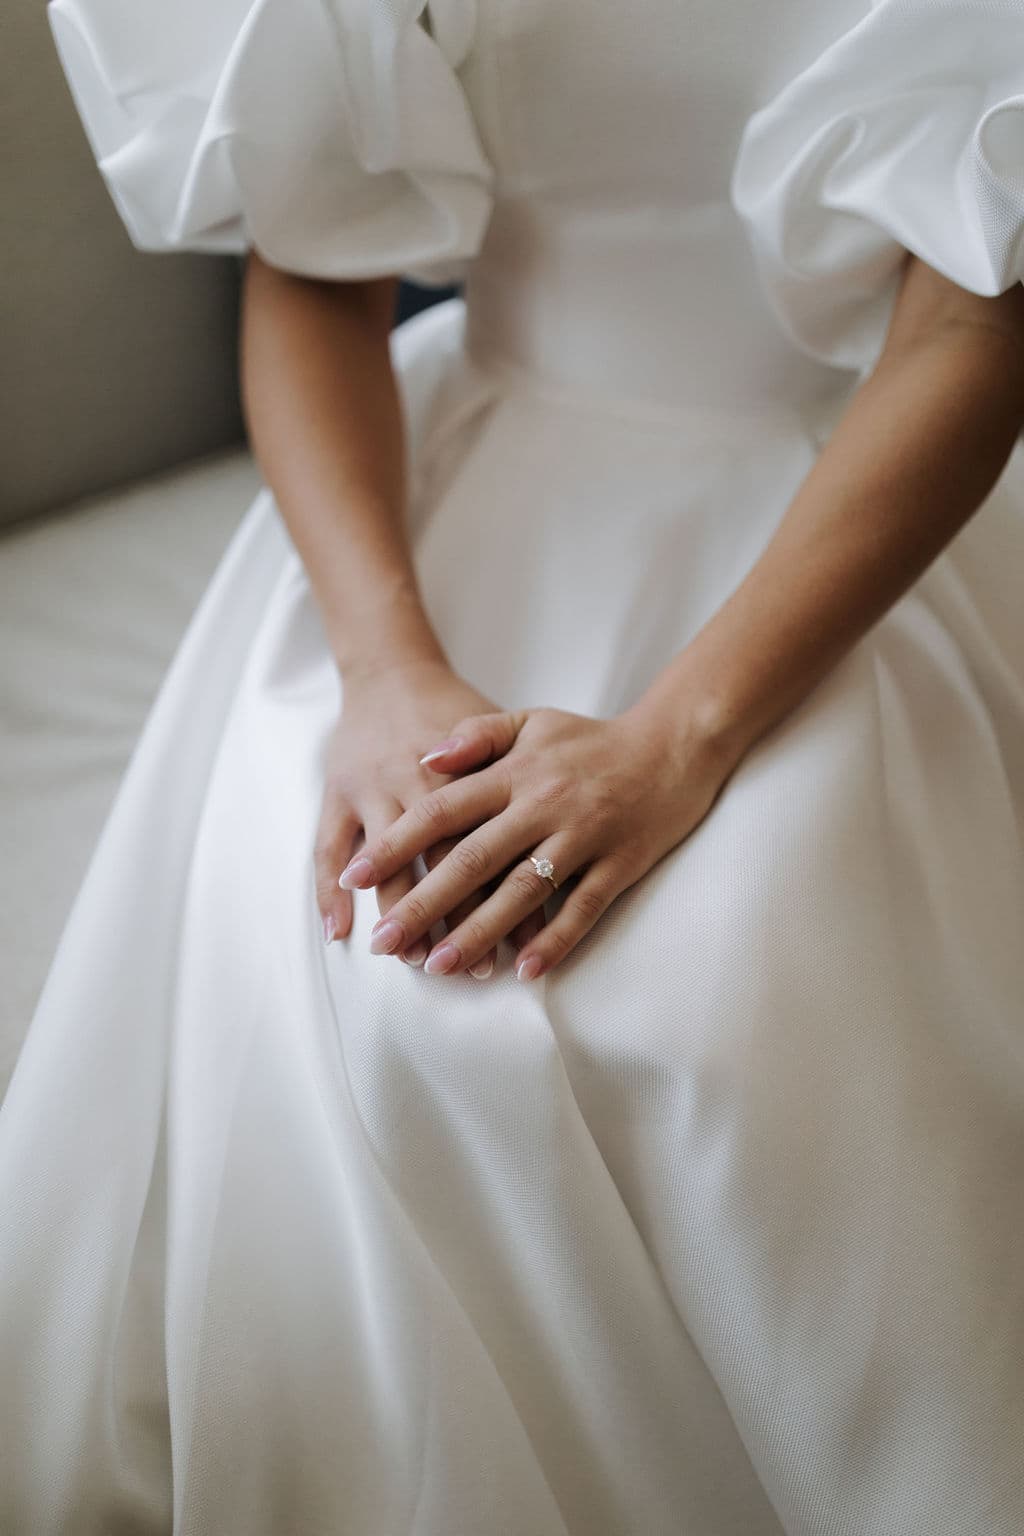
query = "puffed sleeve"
(730, 0, 1024, 373)
(46, 0, 495, 285)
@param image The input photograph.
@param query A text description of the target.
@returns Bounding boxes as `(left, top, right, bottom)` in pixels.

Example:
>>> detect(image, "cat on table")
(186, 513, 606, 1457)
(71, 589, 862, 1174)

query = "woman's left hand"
(338, 700, 739, 981)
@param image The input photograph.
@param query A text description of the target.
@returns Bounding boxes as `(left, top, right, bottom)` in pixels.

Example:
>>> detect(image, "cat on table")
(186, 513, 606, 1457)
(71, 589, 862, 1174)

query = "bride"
(3, 0, 1023, 1530)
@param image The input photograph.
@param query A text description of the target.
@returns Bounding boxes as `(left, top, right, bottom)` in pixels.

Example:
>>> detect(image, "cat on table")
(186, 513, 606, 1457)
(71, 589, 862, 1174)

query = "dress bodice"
(456, 0, 867, 412)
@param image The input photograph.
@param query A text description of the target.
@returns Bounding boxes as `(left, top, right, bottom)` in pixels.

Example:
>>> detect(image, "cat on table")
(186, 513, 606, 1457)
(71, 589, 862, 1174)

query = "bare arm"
(238, 251, 448, 681)
(241, 252, 521, 971)
(630, 257, 1024, 765)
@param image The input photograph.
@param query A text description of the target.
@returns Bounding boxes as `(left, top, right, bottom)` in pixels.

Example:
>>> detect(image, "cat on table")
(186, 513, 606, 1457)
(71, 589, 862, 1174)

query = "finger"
(366, 805, 541, 959)
(512, 856, 630, 982)
(509, 904, 548, 953)
(360, 797, 431, 967)
(340, 770, 510, 890)
(418, 709, 528, 775)
(421, 840, 584, 976)
(494, 850, 548, 955)
(424, 838, 500, 980)
(314, 787, 360, 943)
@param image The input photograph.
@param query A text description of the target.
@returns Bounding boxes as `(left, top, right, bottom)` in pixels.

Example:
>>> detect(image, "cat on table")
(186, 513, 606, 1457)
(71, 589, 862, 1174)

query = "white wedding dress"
(3, 0, 1023, 1531)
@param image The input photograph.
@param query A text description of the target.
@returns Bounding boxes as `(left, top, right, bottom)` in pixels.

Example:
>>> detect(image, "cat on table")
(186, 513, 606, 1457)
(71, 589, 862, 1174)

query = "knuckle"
(416, 791, 453, 831)
(535, 774, 573, 808)
(526, 706, 559, 738)
(401, 892, 432, 930)
(455, 915, 490, 955)
(505, 750, 535, 785)
(449, 840, 489, 882)
(571, 884, 608, 923)
(601, 851, 636, 889)
(586, 781, 620, 825)
(542, 924, 574, 961)
(373, 832, 401, 867)
(509, 868, 543, 904)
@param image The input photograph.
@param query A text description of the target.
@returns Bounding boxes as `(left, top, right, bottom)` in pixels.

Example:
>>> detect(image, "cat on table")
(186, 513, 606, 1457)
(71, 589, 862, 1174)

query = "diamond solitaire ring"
(528, 855, 559, 892)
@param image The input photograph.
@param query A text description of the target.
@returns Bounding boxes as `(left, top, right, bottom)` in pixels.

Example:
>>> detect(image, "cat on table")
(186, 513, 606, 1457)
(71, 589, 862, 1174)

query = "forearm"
(631, 260, 1024, 768)
(239, 251, 448, 680)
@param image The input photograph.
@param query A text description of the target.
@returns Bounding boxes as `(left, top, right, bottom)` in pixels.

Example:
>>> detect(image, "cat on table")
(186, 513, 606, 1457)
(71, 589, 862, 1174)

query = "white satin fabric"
(731, 0, 1024, 370)
(4, 1, 1024, 1532)
(46, 0, 493, 283)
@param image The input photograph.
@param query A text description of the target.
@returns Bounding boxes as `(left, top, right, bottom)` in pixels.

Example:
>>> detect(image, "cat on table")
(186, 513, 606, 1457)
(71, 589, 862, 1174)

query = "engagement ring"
(529, 855, 559, 892)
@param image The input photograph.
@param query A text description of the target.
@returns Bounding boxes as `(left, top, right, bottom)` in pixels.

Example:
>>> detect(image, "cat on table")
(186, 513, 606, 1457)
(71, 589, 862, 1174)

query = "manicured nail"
(339, 856, 374, 890)
(323, 913, 338, 945)
(369, 919, 404, 955)
(516, 954, 543, 983)
(468, 954, 494, 980)
(401, 938, 430, 967)
(418, 737, 463, 766)
(424, 942, 461, 974)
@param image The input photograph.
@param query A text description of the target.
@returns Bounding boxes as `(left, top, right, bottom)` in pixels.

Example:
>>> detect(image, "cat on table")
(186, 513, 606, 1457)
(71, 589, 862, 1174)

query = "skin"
(241, 249, 1024, 983)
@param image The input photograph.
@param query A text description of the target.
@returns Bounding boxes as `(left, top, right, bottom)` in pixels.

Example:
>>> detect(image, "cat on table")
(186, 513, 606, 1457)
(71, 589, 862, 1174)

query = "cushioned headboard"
(0, 0, 245, 530)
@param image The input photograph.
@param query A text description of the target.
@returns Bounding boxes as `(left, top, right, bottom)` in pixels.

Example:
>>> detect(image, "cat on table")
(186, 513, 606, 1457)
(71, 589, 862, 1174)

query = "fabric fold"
(47, 0, 496, 284)
(730, 0, 1024, 372)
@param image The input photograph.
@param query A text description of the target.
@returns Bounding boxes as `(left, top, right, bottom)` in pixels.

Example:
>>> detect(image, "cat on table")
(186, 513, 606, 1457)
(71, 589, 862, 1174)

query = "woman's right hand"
(314, 657, 546, 978)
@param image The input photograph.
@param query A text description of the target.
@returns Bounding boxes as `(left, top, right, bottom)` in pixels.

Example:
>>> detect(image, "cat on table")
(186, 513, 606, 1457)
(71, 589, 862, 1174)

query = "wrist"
(620, 658, 751, 783)
(338, 646, 454, 692)
(329, 583, 450, 688)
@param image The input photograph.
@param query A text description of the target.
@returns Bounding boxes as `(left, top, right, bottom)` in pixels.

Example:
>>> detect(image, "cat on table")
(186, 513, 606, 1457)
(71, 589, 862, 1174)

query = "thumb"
(418, 710, 528, 773)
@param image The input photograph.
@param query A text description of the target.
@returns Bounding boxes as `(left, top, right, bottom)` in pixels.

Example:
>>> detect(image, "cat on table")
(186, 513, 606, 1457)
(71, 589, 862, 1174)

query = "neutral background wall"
(0, 0, 246, 530)
(0, 0, 457, 533)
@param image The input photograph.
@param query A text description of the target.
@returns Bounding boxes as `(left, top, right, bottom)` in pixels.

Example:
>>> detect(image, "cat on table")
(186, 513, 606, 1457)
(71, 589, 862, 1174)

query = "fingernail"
(401, 938, 430, 967)
(369, 919, 404, 955)
(468, 954, 494, 980)
(339, 856, 374, 890)
(516, 954, 543, 983)
(424, 942, 461, 974)
(418, 737, 462, 766)
(323, 913, 338, 945)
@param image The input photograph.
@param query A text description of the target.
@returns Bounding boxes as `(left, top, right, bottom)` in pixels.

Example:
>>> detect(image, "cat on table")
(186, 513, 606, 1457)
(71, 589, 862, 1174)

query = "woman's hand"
(315, 658, 548, 978)
(338, 699, 740, 981)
